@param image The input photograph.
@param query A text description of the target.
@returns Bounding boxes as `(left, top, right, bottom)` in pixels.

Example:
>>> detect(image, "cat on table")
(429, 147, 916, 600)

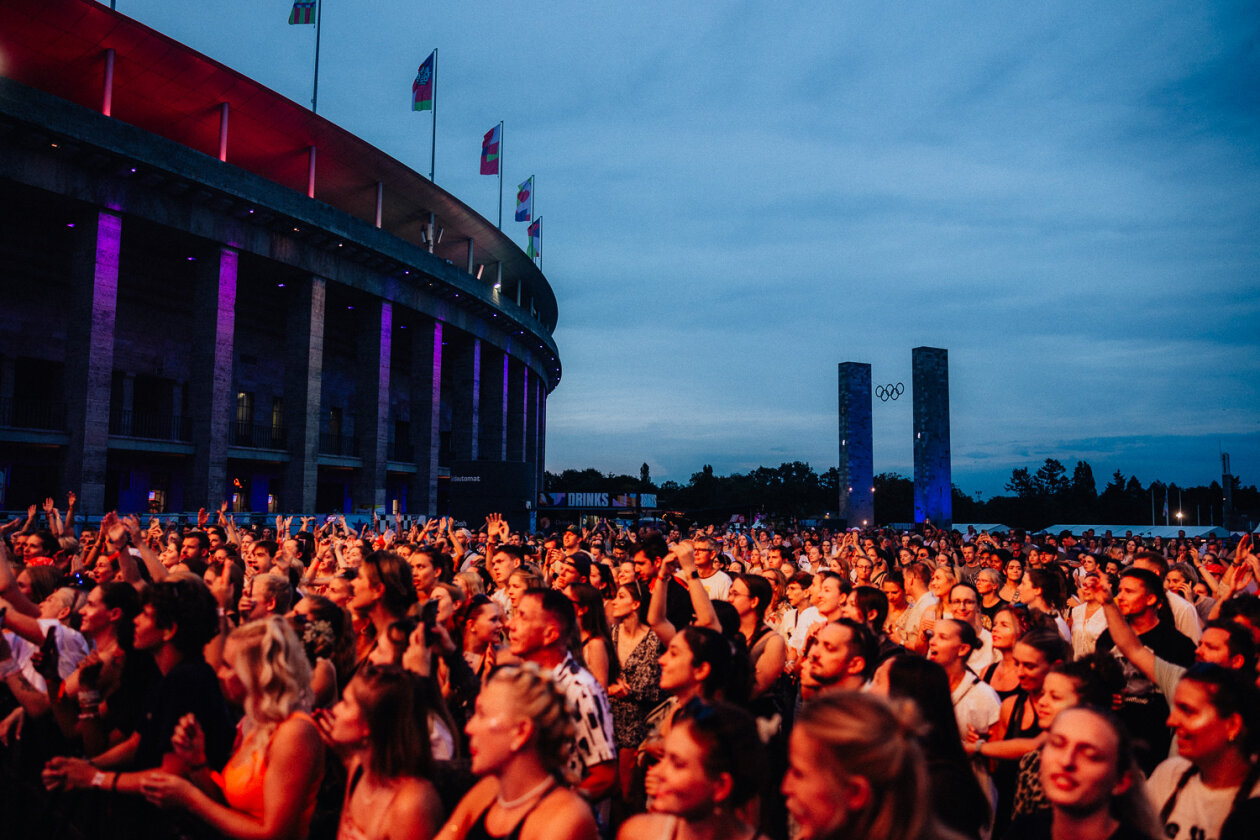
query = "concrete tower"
(838, 362, 874, 528)
(912, 347, 952, 527)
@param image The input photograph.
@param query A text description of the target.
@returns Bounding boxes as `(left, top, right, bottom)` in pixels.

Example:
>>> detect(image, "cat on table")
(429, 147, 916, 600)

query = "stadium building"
(0, 0, 560, 521)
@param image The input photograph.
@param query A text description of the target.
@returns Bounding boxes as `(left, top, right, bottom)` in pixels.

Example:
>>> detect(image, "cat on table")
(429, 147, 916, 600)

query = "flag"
(527, 218, 541, 258)
(515, 176, 533, 222)
(412, 51, 435, 111)
(289, 1, 316, 25)
(480, 124, 501, 175)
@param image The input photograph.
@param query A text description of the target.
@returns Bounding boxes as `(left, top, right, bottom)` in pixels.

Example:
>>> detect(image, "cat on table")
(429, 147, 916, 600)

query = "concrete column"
(120, 373, 135, 433)
(354, 301, 391, 513)
(449, 336, 480, 461)
(507, 361, 526, 461)
(188, 247, 237, 508)
(912, 346, 952, 527)
(838, 362, 874, 528)
(409, 320, 442, 517)
(283, 277, 325, 513)
(477, 343, 506, 461)
(62, 210, 121, 513)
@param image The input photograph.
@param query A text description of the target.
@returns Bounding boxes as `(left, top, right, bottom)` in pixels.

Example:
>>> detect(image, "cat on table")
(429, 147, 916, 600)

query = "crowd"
(2, 495, 1259, 840)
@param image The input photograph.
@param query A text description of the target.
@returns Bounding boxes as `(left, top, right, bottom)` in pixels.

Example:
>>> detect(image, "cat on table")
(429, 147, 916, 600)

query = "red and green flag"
(515, 176, 533, 222)
(289, 1, 316, 25)
(527, 218, 541, 259)
(412, 51, 435, 111)
(480, 124, 501, 175)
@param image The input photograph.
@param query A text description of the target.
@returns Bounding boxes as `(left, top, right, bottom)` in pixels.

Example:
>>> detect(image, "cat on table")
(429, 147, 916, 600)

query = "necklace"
(495, 776, 554, 810)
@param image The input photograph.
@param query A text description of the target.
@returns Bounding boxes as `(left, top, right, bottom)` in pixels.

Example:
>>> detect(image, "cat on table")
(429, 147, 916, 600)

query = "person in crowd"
(1005, 706, 1163, 840)
(408, 546, 443, 607)
(606, 579, 662, 804)
(1146, 664, 1260, 840)
(928, 619, 1001, 754)
(998, 556, 1023, 605)
(1010, 654, 1126, 821)
(350, 552, 420, 675)
(318, 663, 444, 840)
(945, 583, 995, 673)
(570, 582, 617, 688)
(1095, 567, 1196, 773)
(781, 571, 819, 672)
(289, 593, 354, 708)
(976, 629, 1068, 835)
(974, 568, 1006, 629)
(870, 655, 991, 840)
(504, 567, 544, 619)
(1017, 568, 1070, 641)
(617, 700, 767, 840)
(440, 663, 598, 840)
(980, 604, 1034, 700)
(507, 588, 618, 801)
(42, 578, 234, 817)
(1069, 570, 1110, 658)
(134, 616, 325, 839)
(801, 618, 877, 699)
(459, 594, 506, 682)
(729, 574, 786, 703)
(782, 691, 958, 840)
(55, 581, 155, 756)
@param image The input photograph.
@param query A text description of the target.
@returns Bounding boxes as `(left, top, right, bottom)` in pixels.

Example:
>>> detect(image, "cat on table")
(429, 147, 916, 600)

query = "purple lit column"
(188, 247, 237, 509)
(283, 277, 325, 512)
(354, 301, 391, 511)
(62, 210, 121, 513)
(410, 320, 442, 517)
(525, 372, 539, 502)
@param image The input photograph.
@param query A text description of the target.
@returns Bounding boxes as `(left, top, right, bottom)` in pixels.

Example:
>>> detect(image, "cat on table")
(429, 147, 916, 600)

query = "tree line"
(544, 459, 1258, 531)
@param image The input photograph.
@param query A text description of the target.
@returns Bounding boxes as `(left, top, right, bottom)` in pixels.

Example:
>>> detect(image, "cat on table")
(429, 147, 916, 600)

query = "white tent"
(1044, 524, 1230, 539)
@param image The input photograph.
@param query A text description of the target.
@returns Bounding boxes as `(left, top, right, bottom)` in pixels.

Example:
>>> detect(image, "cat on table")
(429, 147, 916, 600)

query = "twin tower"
(838, 347, 952, 528)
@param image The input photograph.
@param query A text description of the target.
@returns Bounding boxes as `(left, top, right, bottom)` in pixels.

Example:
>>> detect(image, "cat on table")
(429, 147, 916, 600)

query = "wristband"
(111, 772, 121, 792)
(91, 770, 108, 789)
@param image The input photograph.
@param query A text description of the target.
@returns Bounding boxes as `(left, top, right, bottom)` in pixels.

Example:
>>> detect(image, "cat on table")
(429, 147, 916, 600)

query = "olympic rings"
(875, 383, 904, 402)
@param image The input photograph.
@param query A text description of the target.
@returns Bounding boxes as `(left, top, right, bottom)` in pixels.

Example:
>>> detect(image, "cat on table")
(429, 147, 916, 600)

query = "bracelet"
(90, 770, 108, 789)
(187, 761, 207, 772)
(111, 772, 121, 792)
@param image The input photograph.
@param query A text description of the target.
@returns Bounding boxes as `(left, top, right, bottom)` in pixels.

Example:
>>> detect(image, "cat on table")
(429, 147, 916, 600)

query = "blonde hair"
(485, 663, 576, 782)
(796, 691, 933, 840)
(231, 616, 313, 733)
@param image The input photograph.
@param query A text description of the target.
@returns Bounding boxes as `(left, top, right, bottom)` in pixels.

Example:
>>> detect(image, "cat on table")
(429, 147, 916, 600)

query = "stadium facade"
(0, 0, 560, 521)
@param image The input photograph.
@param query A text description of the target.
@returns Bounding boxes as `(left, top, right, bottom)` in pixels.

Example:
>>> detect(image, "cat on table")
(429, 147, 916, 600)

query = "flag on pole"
(412, 51, 435, 111)
(515, 176, 533, 222)
(527, 218, 541, 259)
(480, 124, 501, 175)
(289, 0, 316, 24)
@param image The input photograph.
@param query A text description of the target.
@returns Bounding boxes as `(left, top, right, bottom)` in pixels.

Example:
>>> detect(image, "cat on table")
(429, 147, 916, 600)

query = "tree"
(1070, 461, 1097, 499)
(640, 462, 653, 490)
(1034, 459, 1069, 497)
(1006, 468, 1037, 499)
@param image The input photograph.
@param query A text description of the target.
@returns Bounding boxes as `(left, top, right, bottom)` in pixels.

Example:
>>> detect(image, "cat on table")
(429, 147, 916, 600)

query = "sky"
(106, 1, 1259, 498)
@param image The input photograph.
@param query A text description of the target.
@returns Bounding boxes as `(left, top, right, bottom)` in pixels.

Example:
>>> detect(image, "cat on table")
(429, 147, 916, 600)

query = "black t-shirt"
(1096, 618, 1195, 774)
(1005, 810, 1156, 840)
(105, 648, 162, 737)
(135, 659, 233, 771)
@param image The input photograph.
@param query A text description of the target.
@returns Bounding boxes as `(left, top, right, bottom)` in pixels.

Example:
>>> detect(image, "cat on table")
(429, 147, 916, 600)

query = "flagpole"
(429, 48, 438, 182)
(311, 0, 323, 113)
(497, 120, 504, 229)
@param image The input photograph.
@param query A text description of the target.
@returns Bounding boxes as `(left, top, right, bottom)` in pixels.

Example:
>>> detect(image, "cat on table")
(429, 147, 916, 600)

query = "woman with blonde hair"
(441, 663, 597, 840)
(136, 616, 325, 838)
(783, 691, 960, 840)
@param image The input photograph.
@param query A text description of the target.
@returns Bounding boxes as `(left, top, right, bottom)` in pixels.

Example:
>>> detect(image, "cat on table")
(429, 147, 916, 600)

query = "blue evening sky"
(107, 1, 1259, 497)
